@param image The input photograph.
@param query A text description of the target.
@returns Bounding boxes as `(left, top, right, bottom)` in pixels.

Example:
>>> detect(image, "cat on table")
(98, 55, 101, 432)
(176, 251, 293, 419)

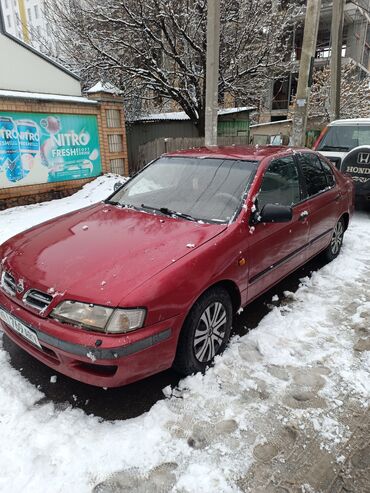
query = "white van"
(313, 118, 370, 166)
(313, 118, 370, 207)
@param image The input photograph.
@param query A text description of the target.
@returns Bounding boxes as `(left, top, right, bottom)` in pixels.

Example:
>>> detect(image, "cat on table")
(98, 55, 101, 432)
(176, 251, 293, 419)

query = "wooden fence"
(132, 136, 250, 174)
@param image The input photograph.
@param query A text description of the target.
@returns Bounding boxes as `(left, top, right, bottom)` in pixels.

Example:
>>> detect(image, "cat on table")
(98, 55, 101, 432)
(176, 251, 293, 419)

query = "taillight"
(313, 126, 328, 150)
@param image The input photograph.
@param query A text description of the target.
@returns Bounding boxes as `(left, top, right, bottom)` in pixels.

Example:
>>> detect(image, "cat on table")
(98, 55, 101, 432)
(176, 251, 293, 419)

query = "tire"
(173, 287, 233, 376)
(323, 217, 345, 262)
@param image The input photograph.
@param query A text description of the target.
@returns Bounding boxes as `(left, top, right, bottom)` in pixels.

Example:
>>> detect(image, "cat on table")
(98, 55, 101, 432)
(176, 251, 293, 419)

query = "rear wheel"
(323, 218, 345, 262)
(174, 287, 233, 375)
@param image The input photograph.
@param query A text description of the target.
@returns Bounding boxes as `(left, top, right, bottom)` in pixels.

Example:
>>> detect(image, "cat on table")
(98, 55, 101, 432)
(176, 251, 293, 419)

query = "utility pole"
(330, 0, 345, 121)
(291, 0, 322, 147)
(205, 0, 221, 146)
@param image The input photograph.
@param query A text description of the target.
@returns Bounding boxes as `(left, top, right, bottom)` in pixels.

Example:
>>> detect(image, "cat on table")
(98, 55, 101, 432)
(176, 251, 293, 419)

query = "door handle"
(299, 210, 309, 221)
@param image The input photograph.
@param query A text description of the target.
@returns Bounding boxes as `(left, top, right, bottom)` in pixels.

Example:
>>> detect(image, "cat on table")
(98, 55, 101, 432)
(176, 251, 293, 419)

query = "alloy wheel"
(193, 301, 227, 363)
(331, 221, 344, 255)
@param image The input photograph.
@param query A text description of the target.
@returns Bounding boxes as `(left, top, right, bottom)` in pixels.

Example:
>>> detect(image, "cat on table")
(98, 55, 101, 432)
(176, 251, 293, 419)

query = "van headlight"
(51, 301, 145, 333)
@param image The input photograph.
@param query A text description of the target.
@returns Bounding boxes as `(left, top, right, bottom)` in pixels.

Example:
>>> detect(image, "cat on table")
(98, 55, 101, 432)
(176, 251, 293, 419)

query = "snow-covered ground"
(0, 176, 369, 493)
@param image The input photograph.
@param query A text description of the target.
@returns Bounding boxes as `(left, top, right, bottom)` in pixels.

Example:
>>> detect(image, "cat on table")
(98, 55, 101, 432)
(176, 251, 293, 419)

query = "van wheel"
(173, 287, 233, 376)
(323, 218, 345, 262)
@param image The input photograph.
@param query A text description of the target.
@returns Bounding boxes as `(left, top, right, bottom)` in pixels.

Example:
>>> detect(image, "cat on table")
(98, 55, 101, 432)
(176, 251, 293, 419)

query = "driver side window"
(258, 156, 301, 209)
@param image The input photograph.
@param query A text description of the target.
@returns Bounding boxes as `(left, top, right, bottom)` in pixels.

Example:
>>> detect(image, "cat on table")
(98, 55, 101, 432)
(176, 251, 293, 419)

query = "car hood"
(1, 203, 226, 309)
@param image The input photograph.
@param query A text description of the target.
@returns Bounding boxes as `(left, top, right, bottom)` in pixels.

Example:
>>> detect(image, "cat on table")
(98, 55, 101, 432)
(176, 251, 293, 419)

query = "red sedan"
(0, 146, 354, 387)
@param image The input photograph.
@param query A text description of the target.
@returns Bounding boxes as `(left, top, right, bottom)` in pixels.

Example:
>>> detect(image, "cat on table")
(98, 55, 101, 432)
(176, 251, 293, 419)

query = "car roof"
(164, 145, 308, 161)
(329, 118, 370, 126)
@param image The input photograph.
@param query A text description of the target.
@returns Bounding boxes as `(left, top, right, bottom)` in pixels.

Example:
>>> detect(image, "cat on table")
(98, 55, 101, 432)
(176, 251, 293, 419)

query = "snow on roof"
(86, 82, 122, 95)
(218, 106, 256, 116)
(251, 119, 293, 128)
(0, 89, 98, 104)
(132, 106, 256, 122)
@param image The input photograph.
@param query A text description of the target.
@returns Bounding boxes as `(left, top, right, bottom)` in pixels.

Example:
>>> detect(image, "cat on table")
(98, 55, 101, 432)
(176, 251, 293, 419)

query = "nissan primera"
(0, 146, 354, 387)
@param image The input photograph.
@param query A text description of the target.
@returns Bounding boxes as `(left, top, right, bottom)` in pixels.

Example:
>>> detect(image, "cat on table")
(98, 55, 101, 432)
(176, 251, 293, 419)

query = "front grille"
(23, 289, 53, 313)
(0, 271, 17, 295)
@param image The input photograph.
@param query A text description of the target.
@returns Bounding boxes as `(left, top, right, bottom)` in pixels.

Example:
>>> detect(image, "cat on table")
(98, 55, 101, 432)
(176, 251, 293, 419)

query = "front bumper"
(0, 291, 184, 387)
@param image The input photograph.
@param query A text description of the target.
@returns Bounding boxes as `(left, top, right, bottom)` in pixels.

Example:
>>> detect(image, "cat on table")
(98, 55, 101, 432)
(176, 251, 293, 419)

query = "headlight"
(51, 301, 145, 334)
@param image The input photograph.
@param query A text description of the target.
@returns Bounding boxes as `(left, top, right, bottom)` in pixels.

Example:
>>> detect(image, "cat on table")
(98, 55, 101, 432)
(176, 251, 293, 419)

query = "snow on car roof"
(330, 118, 370, 125)
(165, 145, 305, 161)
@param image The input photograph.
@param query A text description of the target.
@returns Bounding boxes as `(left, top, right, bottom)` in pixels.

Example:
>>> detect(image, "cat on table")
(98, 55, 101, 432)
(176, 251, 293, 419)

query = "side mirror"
(113, 181, 124, 192)
(256, 203, 293, 223)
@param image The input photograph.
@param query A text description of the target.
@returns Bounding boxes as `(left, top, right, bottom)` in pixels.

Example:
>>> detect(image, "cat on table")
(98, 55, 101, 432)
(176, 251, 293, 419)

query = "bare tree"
(308, 62, 370, 124)
(44, 0, 301, 132)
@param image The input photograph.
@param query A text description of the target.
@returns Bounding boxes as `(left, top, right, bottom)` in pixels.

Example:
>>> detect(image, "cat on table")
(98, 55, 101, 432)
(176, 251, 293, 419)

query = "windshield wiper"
(141, 204, 197, 222)
(105, 200, 141, 211)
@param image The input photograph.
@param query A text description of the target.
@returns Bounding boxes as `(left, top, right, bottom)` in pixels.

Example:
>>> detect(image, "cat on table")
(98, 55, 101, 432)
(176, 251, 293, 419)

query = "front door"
(247, 155, 310, 302)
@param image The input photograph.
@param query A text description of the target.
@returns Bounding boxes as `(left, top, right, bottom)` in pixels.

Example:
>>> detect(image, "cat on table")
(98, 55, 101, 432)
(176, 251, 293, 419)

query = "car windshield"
(317, 124, 370, 152)
(108, 156, 257, 223)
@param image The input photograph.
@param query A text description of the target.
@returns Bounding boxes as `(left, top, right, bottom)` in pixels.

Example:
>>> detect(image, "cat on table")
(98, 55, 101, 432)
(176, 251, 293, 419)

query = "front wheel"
(323, 218, 345, 262)
(173, 287, 233, 376)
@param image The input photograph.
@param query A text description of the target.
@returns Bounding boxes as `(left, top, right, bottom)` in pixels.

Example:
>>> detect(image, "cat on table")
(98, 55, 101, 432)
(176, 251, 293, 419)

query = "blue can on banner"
(17, 119, 40, 176)
(0, 116, 25, 182)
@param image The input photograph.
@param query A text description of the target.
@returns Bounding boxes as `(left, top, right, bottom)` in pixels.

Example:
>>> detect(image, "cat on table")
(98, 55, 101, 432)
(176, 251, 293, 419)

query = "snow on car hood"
(1, 203, 226, 308)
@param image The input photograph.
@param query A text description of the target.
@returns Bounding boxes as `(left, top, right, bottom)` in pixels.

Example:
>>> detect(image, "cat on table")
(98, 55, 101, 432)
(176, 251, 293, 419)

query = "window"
(320, 159, 335, 188)
(111, 157, 257, 223)
(6, 15, 11, 28)
(317, 124, 370, 152)
(108, 134, 123, 153)
(34, 4, 39, 18)
(27, 8, 31, 20)
(110, 158, 125, 174)
(258, 156, 301, 209)
(5, 0, 8, 9)
(298, 153, 327, 197)
(106, 109, 121, 128)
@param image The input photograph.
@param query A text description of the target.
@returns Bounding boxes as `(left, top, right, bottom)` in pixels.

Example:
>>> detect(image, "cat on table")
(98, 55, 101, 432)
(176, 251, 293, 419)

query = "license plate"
(0, 308, 42, 349)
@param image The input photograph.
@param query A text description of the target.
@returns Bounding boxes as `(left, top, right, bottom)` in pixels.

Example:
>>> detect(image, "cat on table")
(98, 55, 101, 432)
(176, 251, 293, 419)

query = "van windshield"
(317, 124, 370, 152)
(107, 156, 257, 223)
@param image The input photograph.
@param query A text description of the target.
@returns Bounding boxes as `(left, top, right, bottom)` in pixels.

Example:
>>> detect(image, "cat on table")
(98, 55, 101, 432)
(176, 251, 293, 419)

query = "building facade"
(0, 0, 50, 52)
(261, 0, 370, 123)
(0, 12, 128, 210)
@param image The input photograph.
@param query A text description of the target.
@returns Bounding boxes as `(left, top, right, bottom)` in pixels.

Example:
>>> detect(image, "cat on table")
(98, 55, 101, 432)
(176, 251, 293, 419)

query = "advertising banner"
(0, 112, 102, 188)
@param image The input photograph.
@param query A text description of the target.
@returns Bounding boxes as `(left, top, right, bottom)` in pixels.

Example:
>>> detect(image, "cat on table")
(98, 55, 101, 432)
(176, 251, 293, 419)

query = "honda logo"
(357, 153, 370, 165)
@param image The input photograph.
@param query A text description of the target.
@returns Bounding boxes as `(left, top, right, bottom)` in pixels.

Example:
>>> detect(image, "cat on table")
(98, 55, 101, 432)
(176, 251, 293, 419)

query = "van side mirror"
(255, 204, 293, 223)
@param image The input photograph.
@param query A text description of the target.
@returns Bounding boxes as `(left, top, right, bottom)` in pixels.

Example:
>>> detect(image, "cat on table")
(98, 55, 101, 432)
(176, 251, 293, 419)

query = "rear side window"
(320, 159, 335, 188)
(298, 153, 327, 197)
(258, 156, 301, 208)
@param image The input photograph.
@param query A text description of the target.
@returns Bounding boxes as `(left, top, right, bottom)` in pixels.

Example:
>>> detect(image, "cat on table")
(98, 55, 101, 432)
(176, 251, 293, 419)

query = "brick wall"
(0, 92, 128, 210)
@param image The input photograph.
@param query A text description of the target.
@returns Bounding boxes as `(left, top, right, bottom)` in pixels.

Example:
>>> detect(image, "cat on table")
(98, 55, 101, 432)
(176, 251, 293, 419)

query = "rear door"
(248, 155, 310, 301)
(296, 152, 339, 258)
